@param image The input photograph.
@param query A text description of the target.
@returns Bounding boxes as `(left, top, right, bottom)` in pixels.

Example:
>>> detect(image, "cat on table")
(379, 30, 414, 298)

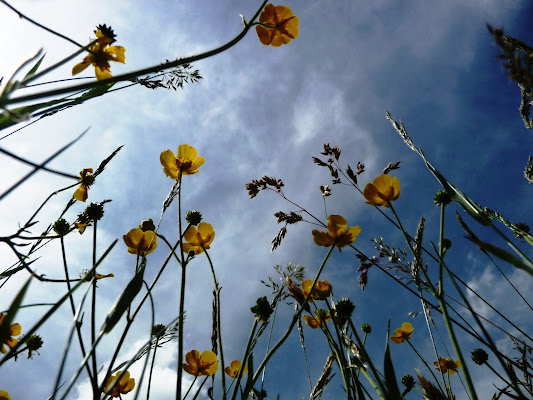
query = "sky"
(1, 0, 532, 399)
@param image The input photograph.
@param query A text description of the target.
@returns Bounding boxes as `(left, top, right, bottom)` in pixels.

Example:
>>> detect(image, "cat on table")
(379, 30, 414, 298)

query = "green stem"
(146, 336, 159, 399)
(91, 219, 98, 400)
(59, 237, 95, 386)
(177, 172, 186, 400)
(230, 320, 258, 400)
(204, 248, 226, 399)
(406, 339, 446, 395)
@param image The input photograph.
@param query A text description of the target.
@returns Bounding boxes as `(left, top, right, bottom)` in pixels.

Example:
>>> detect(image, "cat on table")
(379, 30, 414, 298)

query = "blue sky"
(1, 0, 532, 399)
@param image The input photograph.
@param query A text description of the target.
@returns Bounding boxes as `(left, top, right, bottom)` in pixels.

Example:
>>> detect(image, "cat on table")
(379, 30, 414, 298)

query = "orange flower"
(302, 279, 332, 301)
(104, 370, 135, 397)
(256, 4, 299, 47)
(434, 357, 461, 375)
(0, 313, 22, 354)
(390, 322, 413, 344)
(182, 222, 215, 255)
(160, 144, 205, 180)
(224, 360, 248, 378)
(182, 350, 218, 376)
(123, 228, 157, 255)
(72, 27, 125, 80)
(363, 174, 400, 207)
(303, 308, 331, 329)
(73, 168, 94, 202)
(312, 215, 361, 251)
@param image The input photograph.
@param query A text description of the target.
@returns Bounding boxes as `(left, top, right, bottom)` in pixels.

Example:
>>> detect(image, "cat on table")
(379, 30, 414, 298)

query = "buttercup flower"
(72, 27, 125, 80)
(303, 308, 331, 329)
(256, 4, 299, 47)
(73, 168, 94, 202)
(0, 390, 10, 400)
(160, 144, 205, 180)
(123, 228, 157, 255)
(104, 370, 135, 397)
(182, 350, 219, 376)
(390, 322, 413, 344)
(225, 360, 248, 378)
(312, 215, 361, 251)
(363, 174, 400, 207)
(182, 222, 215, 255)
(302, 279, 332, 300)
(0, 313, 21, 354)
(434, 357, 461, 375)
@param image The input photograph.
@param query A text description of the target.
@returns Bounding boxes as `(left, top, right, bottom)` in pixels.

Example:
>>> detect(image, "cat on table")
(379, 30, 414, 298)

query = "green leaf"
(22, 53, 46, 81)
(0, 98, 71, 131)
(75, 82, 115, 104)
(0, 276, 32, 351)
(480, 241, 533, 275)
(101, 259, 146, 334)
(383, 320, 402, 400)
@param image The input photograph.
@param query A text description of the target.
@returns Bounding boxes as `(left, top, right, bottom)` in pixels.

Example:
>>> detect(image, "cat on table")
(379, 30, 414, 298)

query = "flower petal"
(160, 149, 180, 179)
(9, 323, 21, 337)
(312, 230, 333, 247)
(177, 144, 198, 161)
(72, 58, 92, 76)
(327, 215, 348, 236)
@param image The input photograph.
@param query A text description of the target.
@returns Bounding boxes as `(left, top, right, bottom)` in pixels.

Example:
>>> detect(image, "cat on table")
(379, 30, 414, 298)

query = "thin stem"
(203, 248, 226, 398)
(230, 320, 258, 400)
(59, 237, 95, 386)
(177, 172, 186, 400)
(0, 0, 85, 48)
(406, 339, 446, 395)
(147, 338, 159, 400)
(91, 219, 98, 400)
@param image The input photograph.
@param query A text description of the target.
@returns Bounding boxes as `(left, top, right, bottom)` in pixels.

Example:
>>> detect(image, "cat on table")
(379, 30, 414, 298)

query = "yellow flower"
(363, 174, 400, 207)
(72, 28, 125, 80)
(224, 360, 248, 378)
(390, 322, 413, 344)
(73, 168, 94, 202)
(0, 390, 10, 400)
(256, 4, 299, 47)
(303, 308, 331, 329)
(123, 228, 157, 255)
(0, 313, 21, 354)
(434, 357, 461, 375)
(182, 222, 215, 255)
(182, 350, 219, 376)
(301, 279, 332, 301)
(160, 144, 205, 180)
(312, 215, 361, 251)
(104, 370, 135, 397)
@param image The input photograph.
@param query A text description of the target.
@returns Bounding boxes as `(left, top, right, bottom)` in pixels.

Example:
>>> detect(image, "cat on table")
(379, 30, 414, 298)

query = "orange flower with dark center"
(256, 4, 299, 47)
(73, 168, 94, 202)
(312, 215, 361, 252)
(224, 360, 248, 378)
(72, 28, 125, 80)
(363, 174, 400, 207)
(182, 350, 218, 376)
(434, 357, 461, 375)
(302, 279, 332, 301)
(390, 322, 413, 344)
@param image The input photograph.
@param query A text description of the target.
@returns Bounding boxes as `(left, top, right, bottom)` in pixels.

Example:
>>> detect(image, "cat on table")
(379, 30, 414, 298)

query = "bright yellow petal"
(184, 226, 198, 244)
(363, 183, 387, 206)
(256, 25, 273, 45)
(73, 185, 88, 202)
(9, 323, 21, 336)
(327, 215, 348, 236)
(123, 228, 143, 249)
(123, 378, 135, 392)
(400, 322, 413, 334)
(95, 65, 112, 81)
(390, 336, 404, 344)
(106, 46, 126, 63)
(5, 338, 18, 348)
(0, 390, 11, 400)
(190, 156, 205, 171)
(177, 144, 198, 161)
(197, 222, 214, 245)
(303, 315, 319, 329)
(72, 58, 92, 76)
(259, 3, 276, 24)
(312, 230, 334, 247)
(391, 177, 400, 200)
(160, 149, 180, 179)
(275, 5, 294, 19)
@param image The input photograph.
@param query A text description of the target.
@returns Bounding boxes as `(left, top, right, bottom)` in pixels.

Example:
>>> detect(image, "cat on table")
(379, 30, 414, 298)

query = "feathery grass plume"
(417, 373, 447, 400)
(524, 156, 533, 184)
(412, 217, 425, 288)
(487, 25, 533, 129)
(211, 290, 218, 355)
(310, 353, 335, 399)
